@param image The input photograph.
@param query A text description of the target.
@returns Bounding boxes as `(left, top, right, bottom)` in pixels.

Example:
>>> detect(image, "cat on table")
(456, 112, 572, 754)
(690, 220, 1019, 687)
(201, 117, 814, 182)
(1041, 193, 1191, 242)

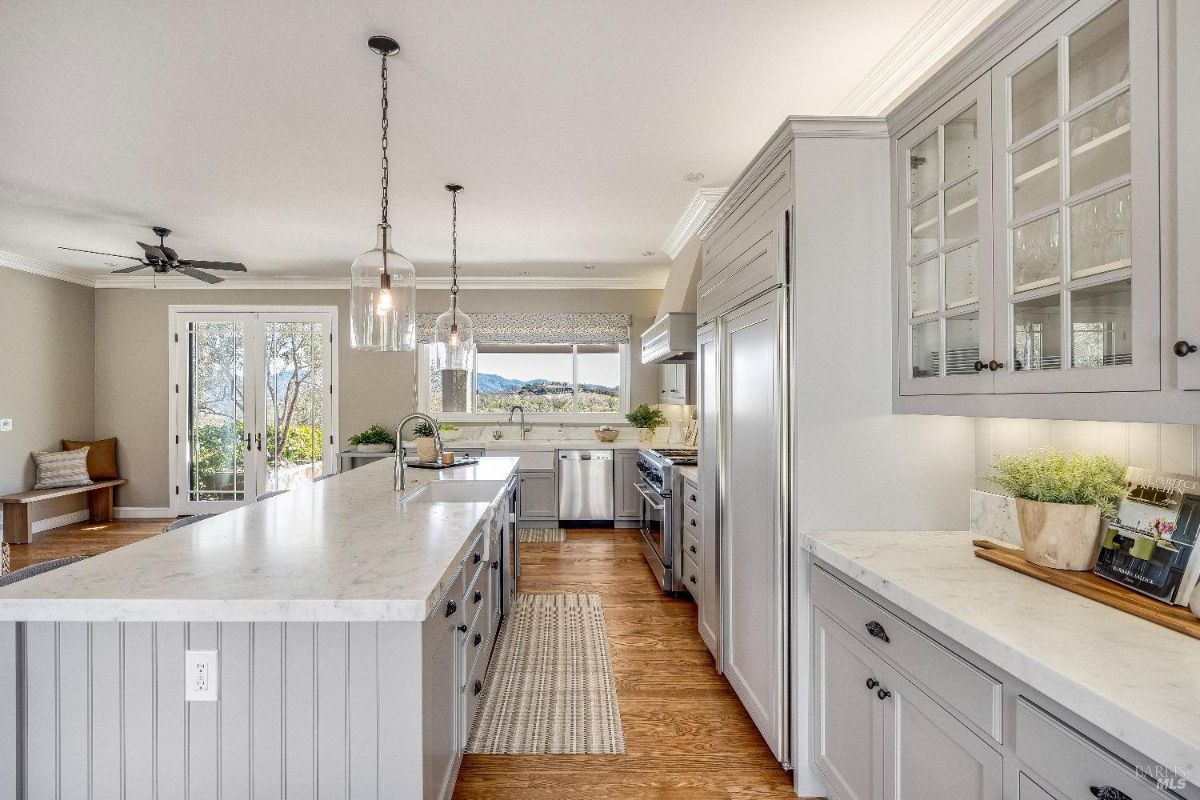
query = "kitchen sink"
(401, 480, 505, 504)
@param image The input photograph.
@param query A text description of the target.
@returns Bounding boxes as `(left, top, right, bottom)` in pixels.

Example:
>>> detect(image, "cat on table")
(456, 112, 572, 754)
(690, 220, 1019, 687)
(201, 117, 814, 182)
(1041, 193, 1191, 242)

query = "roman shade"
(416, 313, 631, 345)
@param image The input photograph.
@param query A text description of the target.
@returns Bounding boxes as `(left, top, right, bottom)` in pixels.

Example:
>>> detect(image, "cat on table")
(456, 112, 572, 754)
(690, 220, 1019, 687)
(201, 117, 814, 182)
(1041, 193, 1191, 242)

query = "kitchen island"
(0, 457, 519, 800)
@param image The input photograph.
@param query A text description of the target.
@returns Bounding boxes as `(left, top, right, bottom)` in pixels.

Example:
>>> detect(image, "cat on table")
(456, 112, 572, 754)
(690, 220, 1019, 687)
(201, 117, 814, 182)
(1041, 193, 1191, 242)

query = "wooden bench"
(0, 479, 126, 544)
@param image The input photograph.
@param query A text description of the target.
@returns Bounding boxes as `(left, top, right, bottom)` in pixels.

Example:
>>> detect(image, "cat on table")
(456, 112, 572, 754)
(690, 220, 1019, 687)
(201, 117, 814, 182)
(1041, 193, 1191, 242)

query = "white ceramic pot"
(637, 428, 654, 444)
(414, 437, 439, 463)
(356, 443, 393, 454)
(1015, 498, 1104, 571)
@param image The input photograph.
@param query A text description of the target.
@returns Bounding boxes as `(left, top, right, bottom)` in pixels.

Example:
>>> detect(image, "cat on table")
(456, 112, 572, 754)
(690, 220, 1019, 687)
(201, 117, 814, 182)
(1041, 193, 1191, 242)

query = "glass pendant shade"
(350, 224, 416, 351)
(433, 305, 475, 371)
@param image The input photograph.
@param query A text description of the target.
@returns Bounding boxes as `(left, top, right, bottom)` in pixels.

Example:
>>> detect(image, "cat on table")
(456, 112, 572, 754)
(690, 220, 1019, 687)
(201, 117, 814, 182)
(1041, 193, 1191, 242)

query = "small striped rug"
(467, 593, 625, 755)
(519, 527, 567, 543)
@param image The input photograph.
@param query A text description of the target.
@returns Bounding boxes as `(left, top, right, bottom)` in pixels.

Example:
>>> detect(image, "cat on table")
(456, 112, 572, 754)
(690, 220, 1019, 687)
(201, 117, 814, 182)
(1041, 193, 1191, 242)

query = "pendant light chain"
(380, 53, 390, 227)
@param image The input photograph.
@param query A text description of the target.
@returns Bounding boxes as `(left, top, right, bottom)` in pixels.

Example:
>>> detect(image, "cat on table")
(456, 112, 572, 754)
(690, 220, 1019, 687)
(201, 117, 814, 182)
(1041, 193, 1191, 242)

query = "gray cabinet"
(422, 612, 461, 800)
(614, 450, 641, 521)
(658, 363, 693, 404)
(518, 471, 556, 520)
(696, 324, 721, 662)
(814, 609, 883, 800)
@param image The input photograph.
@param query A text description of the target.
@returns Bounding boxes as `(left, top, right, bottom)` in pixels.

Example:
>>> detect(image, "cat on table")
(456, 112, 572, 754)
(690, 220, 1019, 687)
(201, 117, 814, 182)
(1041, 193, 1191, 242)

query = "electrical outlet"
(0, 419, 11, 432)
(185, 650, 219, 702)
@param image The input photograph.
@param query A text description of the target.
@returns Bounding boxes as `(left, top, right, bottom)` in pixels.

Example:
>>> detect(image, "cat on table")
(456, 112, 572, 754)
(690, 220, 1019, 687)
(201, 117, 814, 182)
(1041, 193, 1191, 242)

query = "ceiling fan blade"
(136, 241, 167, 261)
(58, 246, 143, 261)
(184, 261, 247, 272)
(176, 266, 224, 284)
(110, 264, 150, 274)
(160, 245, 179, 262)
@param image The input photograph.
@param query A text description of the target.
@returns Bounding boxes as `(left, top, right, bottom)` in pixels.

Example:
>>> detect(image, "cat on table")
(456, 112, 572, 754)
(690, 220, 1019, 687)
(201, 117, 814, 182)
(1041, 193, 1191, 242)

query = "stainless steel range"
(635, 447, 698, 592)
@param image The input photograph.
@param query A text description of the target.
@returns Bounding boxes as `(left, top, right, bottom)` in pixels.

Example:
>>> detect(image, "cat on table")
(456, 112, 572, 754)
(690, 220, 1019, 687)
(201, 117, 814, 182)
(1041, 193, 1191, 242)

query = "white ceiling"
(0, 0, 947, 284)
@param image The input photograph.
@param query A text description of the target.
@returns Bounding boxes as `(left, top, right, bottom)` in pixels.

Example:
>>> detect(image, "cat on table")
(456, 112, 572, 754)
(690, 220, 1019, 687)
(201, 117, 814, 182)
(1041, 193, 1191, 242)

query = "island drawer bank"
(0, 458, 519, 800)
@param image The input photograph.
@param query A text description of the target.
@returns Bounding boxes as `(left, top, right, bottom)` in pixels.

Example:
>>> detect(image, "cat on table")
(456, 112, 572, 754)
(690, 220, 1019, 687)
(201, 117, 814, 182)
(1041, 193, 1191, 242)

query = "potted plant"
(626, 404, 668, 444)
(411, 420, 440, 463)
(438, 423, 461, 443)
(987, 448, 1126, 571)
(348, 424, 395, 454)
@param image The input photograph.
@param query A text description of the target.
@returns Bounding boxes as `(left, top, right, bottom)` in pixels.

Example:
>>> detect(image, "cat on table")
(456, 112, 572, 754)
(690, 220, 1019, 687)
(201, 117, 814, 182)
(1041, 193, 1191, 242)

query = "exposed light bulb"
(376, 288, 394, 315)
(449, 323, 459, 348)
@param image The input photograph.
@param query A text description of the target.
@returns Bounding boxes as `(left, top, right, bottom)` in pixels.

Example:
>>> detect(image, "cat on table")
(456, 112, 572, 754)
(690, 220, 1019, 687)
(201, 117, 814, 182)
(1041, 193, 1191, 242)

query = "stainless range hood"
(640, 313, 697, 364)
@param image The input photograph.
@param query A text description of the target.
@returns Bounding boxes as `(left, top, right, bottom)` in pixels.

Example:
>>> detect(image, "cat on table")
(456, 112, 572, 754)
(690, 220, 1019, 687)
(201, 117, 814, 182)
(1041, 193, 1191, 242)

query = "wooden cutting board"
(972, 538, 1200, 640)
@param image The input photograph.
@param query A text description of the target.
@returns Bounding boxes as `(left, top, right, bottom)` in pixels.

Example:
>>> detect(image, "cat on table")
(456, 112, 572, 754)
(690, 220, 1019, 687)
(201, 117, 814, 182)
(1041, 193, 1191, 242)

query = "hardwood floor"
(454, 528, 799, 799)
(4, 517, 170, 572)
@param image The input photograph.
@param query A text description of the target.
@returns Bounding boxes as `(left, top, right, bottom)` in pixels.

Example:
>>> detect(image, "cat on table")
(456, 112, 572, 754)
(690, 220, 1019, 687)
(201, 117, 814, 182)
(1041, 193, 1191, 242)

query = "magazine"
(1093, 468, 1200, 605)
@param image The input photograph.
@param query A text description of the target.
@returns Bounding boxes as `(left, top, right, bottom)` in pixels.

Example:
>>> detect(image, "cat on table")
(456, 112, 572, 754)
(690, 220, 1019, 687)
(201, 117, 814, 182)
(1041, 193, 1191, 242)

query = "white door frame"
(167, 305, 339, 516)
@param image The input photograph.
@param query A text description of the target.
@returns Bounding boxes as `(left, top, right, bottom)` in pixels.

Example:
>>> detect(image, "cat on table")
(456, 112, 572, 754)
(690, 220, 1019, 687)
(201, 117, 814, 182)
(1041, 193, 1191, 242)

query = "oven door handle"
(634, 481, 667, 511)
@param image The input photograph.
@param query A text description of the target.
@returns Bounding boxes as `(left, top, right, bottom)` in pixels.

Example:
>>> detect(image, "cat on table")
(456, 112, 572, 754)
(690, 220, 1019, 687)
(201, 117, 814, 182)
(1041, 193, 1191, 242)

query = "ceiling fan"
(59, 226, 247, 284)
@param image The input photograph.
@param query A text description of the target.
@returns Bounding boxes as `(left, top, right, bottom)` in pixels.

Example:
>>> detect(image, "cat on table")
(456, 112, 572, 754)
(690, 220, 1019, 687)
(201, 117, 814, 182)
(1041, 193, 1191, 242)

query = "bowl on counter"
(594, 429, 619, 443)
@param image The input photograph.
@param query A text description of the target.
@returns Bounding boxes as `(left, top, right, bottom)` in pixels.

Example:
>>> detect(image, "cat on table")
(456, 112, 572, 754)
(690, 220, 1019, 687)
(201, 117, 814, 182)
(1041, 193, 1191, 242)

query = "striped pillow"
(32, 448, 94, 490)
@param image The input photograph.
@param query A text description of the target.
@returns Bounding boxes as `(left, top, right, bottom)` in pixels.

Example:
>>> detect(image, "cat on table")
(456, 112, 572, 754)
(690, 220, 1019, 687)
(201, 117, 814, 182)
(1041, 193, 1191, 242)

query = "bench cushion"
(63, 437, 120, 480)
(32, 448, 93, 489)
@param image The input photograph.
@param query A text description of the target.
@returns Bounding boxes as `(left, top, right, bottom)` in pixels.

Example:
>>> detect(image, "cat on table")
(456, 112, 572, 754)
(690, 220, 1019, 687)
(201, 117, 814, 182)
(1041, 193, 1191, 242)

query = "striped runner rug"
(467, 593, 625, 755)
(519, 527, 567, 543)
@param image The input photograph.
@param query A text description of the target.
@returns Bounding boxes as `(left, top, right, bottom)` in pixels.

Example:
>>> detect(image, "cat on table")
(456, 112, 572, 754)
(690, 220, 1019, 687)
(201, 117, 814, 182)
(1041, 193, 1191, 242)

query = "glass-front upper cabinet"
(897, 76, 994, 395)
(992, 0, 1159, 393)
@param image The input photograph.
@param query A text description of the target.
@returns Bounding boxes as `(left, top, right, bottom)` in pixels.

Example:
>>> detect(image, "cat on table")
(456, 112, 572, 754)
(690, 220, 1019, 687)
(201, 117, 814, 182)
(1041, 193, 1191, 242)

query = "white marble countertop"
(404, 438, 644, 451)
(802, 530, 1200, 785)
(677, 465, 699, 483)
(0, 458, 519, 624)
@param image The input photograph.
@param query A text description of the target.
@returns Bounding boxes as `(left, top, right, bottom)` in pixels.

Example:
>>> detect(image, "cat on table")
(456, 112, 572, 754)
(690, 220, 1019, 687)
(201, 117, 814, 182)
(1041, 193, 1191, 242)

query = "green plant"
(987, 448, 1127, 517)
(412, 420, 437, 439)
(348, 424, 395, 447)
(438, 423, 458, 431)
(626, 404, 668, 431)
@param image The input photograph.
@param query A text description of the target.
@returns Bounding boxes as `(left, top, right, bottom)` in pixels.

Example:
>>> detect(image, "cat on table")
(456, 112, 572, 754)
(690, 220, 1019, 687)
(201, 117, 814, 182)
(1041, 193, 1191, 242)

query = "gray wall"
(94, 287, 661, 508)
(0, 270, 96, 524)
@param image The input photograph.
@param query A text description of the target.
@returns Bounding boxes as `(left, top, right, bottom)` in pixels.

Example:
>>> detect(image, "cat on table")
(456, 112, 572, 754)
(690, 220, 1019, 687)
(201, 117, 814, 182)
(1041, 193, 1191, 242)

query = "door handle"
(876, 688, 891, 700)
(255, 432, 263, 451)
(689, 544, 697, 554)
(1174, 340, 1197, 357)
(1090, 787, 1132, 800)
(245, 433, 252, 450)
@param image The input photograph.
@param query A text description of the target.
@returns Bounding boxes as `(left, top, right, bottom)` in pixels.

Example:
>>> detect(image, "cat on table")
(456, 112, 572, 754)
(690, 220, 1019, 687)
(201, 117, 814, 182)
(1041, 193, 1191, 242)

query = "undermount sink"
(401, 480, 505, 504)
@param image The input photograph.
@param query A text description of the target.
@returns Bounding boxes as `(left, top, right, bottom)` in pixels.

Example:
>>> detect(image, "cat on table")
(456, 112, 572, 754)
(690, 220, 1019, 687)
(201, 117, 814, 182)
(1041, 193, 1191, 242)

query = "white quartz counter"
(408, 438, 644, 451)
(802, 530, 1200, 786)
(0, 458, 519, 624)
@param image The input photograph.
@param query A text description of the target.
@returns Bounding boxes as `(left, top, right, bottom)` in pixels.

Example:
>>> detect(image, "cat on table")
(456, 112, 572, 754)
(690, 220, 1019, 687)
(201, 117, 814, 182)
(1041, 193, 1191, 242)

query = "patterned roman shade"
(416, 313, 631, 345)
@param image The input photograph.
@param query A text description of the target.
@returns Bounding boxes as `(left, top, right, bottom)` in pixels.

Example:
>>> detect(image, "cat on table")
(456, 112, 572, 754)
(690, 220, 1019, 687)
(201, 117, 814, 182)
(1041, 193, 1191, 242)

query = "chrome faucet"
(508, 405, 532, 440)
(394, 413, 444, 491)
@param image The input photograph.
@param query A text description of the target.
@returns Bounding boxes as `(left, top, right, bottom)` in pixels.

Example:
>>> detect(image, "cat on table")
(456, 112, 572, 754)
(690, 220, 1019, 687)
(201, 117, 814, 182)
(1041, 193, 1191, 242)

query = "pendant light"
(433, 184, 475, 372)
(350, 35, 416, 352)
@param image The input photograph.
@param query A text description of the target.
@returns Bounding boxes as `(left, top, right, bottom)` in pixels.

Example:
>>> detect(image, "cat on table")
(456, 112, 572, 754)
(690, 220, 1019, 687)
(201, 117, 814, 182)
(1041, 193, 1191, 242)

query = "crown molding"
(662, 188, 727, 259)
(0, 250, 95, 287)
(832, 0, 1013, 117)
(92, 274, 667, 291)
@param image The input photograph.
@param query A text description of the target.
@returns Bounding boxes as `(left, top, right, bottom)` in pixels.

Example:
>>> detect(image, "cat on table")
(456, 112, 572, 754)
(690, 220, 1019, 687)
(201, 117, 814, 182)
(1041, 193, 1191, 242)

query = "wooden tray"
(972, 538, 1200, 640)
(405, 457, 480, 470)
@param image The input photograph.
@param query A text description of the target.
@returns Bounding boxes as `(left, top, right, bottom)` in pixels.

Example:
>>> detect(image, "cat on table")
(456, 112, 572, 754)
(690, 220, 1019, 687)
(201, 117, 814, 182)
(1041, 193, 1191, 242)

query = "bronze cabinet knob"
(1174, 340, 1198, 357)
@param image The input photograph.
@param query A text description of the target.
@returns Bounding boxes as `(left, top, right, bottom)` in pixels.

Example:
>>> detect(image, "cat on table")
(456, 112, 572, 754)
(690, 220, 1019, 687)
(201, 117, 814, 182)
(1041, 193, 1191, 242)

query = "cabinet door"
(992, 0, 1159, 394)
(897, 75, 995, 395)
(720, 290, 787, 761)
(1177, 1, 1200, 389)
(614, 450, 641, 520)
(422, 618, 461, 800)
(813, 610, 884, 800)
(880, 663, 1003, 800)
(696, 324, 721, 661)
(519, 471, 556, 519)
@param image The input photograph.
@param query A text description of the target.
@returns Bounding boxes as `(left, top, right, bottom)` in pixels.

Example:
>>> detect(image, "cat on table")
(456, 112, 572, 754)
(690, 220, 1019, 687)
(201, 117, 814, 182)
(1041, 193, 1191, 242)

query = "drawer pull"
(689, 575, 697, 584)
(474, 590, 482, 604)
(491, 560, 499, 569)
(473, 552, 482, 564)
(473, 632, 482, 646)
(457, 623, 468, 633)
(474, 679, 483, 695)
(865, 678, 878, 690)
(1090, 788, 1132, 800)
(445, 599, 457, 617)
(876, 688, 891, 700)
(690, 493, 697, 502)
(1174, 340, 1197, 357)
(690, 519, 697, 527)
(973, 360, 986, 372)
(689, 545, 697, 554)
(865, 620, 890, 643)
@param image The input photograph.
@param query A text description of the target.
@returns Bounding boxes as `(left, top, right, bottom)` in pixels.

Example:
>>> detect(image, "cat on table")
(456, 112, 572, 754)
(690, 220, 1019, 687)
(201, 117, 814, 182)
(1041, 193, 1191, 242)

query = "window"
(423, 342, 626, 417)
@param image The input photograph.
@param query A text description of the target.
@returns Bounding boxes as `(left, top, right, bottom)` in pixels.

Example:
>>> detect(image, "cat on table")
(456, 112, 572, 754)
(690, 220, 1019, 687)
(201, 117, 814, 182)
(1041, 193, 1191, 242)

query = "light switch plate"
(0, 419, 11, 432)
(185, 650, 219, 702)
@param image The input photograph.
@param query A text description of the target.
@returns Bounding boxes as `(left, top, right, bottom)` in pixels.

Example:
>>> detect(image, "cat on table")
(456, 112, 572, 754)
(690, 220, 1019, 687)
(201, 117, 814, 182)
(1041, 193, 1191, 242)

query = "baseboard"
(114, 507, 173, 519)
(0, 509, 90, 537)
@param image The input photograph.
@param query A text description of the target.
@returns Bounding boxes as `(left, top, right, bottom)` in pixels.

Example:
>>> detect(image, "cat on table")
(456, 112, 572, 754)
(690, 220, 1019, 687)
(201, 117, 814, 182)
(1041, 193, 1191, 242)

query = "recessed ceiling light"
(641, 250, 655, 257)
(684, 172, 705, 183)
(583, 264, 595, 270)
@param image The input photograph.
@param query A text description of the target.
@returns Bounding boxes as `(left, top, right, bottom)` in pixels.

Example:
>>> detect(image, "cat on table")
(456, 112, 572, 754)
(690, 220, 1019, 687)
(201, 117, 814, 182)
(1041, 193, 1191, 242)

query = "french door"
(171, 308, 337, 514)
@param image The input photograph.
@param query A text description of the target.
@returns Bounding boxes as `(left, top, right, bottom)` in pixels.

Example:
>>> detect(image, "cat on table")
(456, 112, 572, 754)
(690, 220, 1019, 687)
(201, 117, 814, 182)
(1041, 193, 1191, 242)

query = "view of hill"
(476, 372, 618, 397)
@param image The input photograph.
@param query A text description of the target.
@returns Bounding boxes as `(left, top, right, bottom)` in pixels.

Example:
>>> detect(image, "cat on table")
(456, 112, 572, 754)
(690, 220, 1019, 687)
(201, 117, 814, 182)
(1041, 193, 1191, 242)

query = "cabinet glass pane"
(911, 320, 941, 378)
(1013, 293, 1062, 371)
(1012, 46, 1059, 142)
(1071, 279, 1132, 367)
(1069, 185, 1132, 279)
(1069, 92, 1131, 195)
(944, 105, 978, 183)
(911, 196, 939, 259)
(944, 175, 978, 246)
(945, 243, 979, 309)
(1012, 132, 1060, 219)
(1012, 213, 1062, 293)
(909, 133, 940, 199)
(1069, 0, 1129, 109)
(945, 312, 980, 375)
(910, 258, 939, 318)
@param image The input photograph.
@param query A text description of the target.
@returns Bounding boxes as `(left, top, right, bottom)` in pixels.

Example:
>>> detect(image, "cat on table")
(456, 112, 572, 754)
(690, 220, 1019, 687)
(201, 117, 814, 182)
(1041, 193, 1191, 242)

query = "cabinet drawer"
(682, 480, 700, 510)
(1015, 699, 1174, 800)
(489, 449, 555, 470)
(463, 537, 487, 595)
(812, 567, 1002, 742)
(681, 503, 700, 540)
(1019, 773, 1059, 800)
(683, 525, 700, 562)
(681, 551, 701, 595)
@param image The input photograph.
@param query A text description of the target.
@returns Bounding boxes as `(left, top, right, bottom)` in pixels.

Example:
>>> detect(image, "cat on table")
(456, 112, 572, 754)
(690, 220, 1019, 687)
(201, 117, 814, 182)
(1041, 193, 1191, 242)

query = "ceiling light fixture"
(350, 34, 416, 352)
(433, 184, 475, 372)
(684, 172, 705, 182)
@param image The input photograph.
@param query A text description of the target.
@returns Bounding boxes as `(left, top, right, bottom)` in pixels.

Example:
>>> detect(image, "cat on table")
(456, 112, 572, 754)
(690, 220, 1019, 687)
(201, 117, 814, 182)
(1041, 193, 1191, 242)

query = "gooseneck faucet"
(394, 413, 444, 491)
(508, 405, 532, 441)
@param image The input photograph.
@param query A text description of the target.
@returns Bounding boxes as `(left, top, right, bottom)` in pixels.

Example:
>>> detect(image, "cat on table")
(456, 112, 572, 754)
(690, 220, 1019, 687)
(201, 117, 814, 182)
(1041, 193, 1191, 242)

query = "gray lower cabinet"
(614, 450, 641, 521)
(697, 323, 720, 663)
(423, 610, 462, 800)
(519, 471, 556, 519)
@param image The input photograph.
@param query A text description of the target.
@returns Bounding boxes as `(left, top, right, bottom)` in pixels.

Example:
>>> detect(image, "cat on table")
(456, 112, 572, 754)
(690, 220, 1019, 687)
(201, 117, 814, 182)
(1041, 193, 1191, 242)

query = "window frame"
(417, 342, 631, 423)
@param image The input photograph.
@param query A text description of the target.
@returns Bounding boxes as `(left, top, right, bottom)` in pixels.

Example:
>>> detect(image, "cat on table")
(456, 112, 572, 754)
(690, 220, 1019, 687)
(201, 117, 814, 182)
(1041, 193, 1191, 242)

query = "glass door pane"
(262, 319, 329, 493)
(1068, 0, 1129, 109)
(1011, 46, 1058, 141)
(184, 319, 250, 509)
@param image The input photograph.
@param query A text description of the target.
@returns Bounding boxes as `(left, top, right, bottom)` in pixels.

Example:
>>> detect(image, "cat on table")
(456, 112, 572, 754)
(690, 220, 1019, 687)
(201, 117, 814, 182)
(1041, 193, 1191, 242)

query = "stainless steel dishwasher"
(558, 450, 615, 521)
